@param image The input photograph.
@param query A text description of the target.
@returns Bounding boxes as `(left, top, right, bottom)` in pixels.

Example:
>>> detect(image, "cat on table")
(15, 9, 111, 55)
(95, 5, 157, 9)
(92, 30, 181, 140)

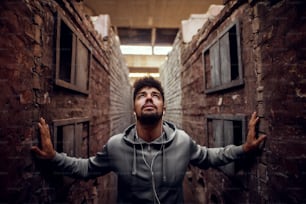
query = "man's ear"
(163, 107, 166, 115)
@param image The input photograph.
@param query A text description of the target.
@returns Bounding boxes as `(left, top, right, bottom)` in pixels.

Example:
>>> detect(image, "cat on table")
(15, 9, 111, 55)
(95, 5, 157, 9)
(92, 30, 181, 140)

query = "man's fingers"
(251, 111, 256, 118)
(249, 112, 259, 129)
(31, 146, 45, 157)
(38, 118, 48, 129)
(257, 134, 267, 143)
(250, 112, 256, 121)
(39, 117, 46, 124)
(38, 118, 50, 140)
(31, 144, 55, 159)
(30, 146, 40, 153)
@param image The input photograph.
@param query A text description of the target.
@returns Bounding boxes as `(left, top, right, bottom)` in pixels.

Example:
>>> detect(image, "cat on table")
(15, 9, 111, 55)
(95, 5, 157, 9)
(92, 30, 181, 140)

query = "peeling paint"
(217, 97, 223, 106)
(232, 94, 239, 100)
(43, 92, 51, 104)
(296, 88, 306, 98)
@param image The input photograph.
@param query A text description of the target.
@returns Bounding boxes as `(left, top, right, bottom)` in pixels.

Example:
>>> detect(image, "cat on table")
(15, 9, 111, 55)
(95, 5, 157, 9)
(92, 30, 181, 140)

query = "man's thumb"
(31, 146, 45, 158)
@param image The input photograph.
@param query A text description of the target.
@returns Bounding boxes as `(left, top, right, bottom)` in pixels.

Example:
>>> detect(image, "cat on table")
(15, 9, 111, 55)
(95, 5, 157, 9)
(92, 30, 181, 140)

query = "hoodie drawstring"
(131, 132, 167, 183)
(162, 143, 167, 182)
(132, 144, 137, 175)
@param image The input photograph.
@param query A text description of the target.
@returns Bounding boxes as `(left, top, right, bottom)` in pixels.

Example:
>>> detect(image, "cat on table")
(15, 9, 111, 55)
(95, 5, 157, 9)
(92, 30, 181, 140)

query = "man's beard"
(137, 112, 163, 126)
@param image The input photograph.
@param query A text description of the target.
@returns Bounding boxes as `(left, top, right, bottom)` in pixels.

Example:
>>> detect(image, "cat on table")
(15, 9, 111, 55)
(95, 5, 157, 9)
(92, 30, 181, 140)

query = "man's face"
(134, 87, 164, 125)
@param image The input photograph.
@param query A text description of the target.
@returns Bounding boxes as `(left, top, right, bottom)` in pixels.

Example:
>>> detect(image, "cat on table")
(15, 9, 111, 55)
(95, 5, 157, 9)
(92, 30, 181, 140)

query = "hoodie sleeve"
(51, 144, 112, 179)
(189, 138, 245, 169)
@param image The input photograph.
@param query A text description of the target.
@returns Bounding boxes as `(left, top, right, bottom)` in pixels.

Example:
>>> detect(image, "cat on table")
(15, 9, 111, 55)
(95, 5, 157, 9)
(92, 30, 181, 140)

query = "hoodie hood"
(122, 120, 177, 145)
(122, 120, 177, 183)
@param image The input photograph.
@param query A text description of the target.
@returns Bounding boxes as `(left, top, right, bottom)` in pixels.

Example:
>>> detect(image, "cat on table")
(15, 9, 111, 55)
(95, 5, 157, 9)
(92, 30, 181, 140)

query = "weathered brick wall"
(160, 34, 183, 128)
(108, 31, 133, 136)
(161, 0, 306, 203)
(254, 1, 306, 203)
(0, 0, 131, 203)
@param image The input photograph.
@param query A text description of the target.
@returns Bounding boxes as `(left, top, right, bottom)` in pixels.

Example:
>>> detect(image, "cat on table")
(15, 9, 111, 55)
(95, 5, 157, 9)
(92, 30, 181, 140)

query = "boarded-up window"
(207, 114, 246, 176)
(53, 117, 90, 157)
(55, 13, 91, 94)
(203, 21, 243, 94)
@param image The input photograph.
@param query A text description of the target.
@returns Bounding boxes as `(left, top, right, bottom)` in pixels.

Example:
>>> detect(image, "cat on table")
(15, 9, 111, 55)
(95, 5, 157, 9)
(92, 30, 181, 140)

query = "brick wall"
(108, 30, 133, 136)
(160, 0, 306, 203)
(254, 1, 306, 203)
(0, 0, 131, 203)
(160, 34, 183, 128)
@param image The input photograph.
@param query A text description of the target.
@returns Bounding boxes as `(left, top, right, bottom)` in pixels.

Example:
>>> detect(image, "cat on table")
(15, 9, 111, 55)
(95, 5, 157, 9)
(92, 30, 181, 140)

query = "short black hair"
(133, 76, 164, 102)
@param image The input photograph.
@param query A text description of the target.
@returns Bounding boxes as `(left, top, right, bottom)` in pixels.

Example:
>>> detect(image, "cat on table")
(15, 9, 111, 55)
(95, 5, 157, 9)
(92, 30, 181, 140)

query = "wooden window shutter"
(219, 32, 231, 84)
(62, 124, 75, 156)
(210, 42, 221, 88)
(213, 119, 223, 147)
(75, 39, 89, 91)
(222, 120, 235, 174)
(74, 123, 83, 157)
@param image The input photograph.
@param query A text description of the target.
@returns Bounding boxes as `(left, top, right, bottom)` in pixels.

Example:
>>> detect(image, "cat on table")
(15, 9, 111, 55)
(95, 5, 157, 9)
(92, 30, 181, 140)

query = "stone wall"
(0, 0, 131, 203)
(160, 0, 306, 203)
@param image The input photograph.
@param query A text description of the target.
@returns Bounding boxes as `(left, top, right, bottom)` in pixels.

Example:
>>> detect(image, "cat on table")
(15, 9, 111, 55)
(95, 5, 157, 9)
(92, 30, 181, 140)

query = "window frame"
(202, 20, 243, 94)
(55, 12, 91, 94)
(52, 117, 90, 158)
(206, 114, 247, 176)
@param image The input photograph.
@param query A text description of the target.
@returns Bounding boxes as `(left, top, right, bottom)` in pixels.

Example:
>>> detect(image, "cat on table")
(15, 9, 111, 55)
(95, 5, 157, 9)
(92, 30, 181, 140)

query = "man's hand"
(242, 112, 267, 153)
(31, 117, 56, 159)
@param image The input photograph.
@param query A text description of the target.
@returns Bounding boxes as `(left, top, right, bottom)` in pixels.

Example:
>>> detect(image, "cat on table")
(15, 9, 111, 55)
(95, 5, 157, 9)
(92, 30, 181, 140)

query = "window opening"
(207, 114, 246, 176)
(59, 22, 73, 83)
(55, 13, 91, 94)
(203, 21, 243, 94)
(53, 117, 90, 157)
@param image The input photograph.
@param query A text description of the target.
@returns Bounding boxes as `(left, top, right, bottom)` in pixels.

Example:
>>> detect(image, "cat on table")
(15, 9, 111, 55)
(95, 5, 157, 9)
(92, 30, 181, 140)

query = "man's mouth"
(142, 104, 156, 111)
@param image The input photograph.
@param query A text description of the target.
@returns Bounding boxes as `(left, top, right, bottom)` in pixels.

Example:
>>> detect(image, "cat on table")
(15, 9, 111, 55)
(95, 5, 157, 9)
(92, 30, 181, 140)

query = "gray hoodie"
(52, 121, 244, 203)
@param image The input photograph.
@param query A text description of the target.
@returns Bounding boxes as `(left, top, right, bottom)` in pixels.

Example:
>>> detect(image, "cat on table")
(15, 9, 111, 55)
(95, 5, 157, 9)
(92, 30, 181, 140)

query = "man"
(31, 76, 266, 204)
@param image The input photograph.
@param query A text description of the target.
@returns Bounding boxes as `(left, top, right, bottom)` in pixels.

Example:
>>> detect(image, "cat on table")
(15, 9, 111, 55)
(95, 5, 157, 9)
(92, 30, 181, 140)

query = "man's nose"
(145, 94, 153, 101)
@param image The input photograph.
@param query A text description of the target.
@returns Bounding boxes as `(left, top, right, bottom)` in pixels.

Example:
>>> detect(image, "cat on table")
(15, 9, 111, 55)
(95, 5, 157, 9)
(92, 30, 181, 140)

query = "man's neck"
(136, 120, 163, 142)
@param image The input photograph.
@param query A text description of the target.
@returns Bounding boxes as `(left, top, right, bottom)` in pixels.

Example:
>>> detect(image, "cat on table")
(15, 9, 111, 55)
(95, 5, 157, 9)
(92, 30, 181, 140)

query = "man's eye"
(152, 93, 160, 98)
(137, 93, 145, 98)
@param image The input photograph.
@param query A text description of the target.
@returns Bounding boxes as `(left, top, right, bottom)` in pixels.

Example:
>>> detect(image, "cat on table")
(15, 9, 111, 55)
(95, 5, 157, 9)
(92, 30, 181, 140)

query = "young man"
(31, 76, 266, 204)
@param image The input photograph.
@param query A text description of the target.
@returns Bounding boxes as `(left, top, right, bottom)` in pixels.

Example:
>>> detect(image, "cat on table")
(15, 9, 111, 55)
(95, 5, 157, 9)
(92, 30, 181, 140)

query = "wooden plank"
(210, 42, 220, 87)
(220, 32, 231, 84)
(222, 120, 235, 175)
(71, 35, 77, 85)
(223, 120, 234, 145)
(62, 124, 75, 156)
(75, 39, 89, 91)
(213, 119, 223, 147)
(75, 123, 83, 157)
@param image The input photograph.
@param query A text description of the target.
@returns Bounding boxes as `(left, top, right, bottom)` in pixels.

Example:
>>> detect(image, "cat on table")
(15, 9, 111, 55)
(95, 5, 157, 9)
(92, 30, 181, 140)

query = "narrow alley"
(0, 0, 306, 203)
